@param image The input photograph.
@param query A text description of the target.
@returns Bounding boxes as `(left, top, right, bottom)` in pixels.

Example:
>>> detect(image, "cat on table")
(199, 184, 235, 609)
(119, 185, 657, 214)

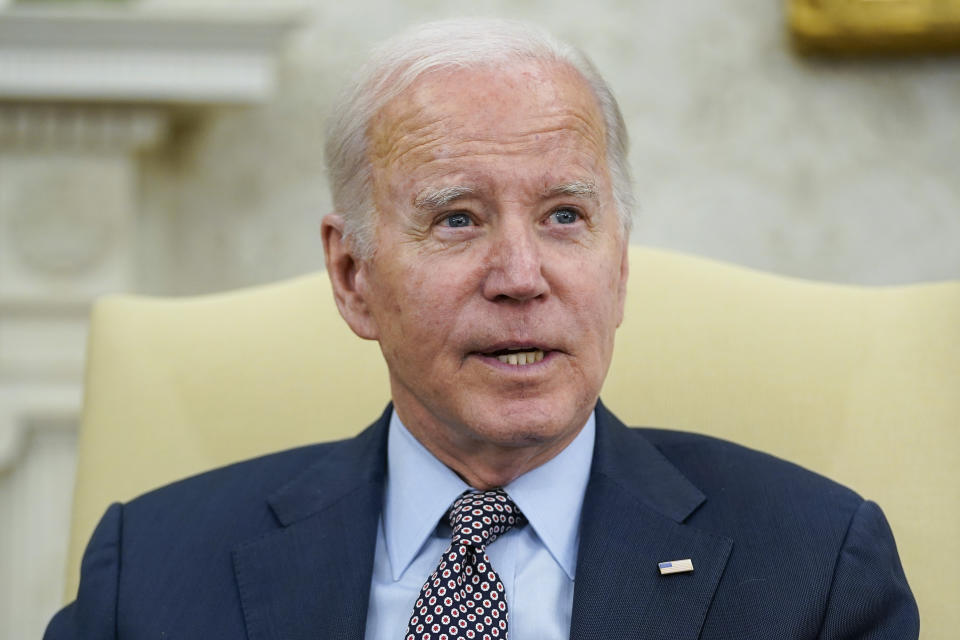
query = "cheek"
(568, 256, 624, 337)
(372, 262, 466, 356)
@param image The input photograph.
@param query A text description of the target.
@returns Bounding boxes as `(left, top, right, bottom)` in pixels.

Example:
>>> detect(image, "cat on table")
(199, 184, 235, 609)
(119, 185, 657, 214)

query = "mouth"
(490, 347, 545, 366)
(473, 345, 551, 367)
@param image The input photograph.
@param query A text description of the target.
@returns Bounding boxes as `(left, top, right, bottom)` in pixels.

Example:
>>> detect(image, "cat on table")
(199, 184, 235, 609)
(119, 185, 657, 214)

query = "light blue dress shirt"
(364, 409, 596, 640)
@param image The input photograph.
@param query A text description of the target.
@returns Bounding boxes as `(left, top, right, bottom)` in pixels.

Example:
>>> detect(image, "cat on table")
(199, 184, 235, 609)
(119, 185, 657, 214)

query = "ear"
(615, 237, 630, 328)
(321, 213, 380, 340)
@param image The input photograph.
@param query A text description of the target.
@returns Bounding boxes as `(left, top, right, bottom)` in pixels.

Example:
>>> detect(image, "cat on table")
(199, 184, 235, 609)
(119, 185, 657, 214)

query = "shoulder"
(131, 439, 336, 506)
(57, 417, 389, 635)
(627, 428, 917, 638)
(628, 426, 866, 542)
(52, 440, 355, 636)
(637, 426, 861, 504)
(119, 439, 345, 549)
(125, 409, 389, 526)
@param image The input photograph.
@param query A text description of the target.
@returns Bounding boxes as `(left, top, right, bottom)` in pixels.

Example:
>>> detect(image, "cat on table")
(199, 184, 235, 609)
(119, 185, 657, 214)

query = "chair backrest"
(67, 246, 960, 637)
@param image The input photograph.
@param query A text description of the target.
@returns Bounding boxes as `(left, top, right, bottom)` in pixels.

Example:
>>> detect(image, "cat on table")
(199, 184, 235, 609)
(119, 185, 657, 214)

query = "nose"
(481, 224, 549, 302)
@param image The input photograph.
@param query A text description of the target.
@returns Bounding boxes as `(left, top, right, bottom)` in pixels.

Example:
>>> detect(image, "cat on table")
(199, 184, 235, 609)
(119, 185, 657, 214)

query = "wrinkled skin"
(323, 60, 629, 488)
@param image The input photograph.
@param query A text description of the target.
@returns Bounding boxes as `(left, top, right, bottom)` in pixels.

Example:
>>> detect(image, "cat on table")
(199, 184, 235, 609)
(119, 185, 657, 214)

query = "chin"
(462, 394, 590, 448)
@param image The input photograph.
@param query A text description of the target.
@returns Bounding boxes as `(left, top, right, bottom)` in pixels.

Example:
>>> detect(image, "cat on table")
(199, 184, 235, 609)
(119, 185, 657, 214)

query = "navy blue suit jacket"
(46, 402, 918, 639)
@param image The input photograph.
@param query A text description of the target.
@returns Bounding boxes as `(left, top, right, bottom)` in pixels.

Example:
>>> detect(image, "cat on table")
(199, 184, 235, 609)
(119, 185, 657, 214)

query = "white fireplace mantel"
(0, 7, 302, 638)
(0, 2, 303, 464)
(0, 7, 302, 104)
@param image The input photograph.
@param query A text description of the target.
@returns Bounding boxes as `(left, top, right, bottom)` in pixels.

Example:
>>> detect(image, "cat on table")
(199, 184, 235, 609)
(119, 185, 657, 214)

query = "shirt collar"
(383, 409, 595, 581)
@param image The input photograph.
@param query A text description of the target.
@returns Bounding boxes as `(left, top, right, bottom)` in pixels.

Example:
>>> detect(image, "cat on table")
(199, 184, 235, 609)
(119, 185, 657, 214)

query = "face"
(338, 61, 628, 473)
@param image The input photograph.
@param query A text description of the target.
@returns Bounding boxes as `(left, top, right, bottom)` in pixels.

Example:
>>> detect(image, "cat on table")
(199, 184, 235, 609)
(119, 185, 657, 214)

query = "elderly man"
(47, 18, 917, 640)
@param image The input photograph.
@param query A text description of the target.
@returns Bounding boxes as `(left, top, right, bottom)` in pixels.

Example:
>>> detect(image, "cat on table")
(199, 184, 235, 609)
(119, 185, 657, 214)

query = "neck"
(391, 400, 589, 490)
(429, 440, 573, 490)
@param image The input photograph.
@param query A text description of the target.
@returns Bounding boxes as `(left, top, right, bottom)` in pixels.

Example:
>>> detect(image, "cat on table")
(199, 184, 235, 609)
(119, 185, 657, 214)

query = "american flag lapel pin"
(658, 558, 694, 575)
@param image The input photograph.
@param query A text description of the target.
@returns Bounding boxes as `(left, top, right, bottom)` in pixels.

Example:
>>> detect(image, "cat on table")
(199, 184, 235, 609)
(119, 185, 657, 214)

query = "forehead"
(367, 60, 609, 189)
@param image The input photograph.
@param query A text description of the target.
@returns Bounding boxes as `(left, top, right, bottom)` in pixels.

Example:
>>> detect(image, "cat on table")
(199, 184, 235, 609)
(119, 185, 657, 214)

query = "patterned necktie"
(404, 489, 526, 640)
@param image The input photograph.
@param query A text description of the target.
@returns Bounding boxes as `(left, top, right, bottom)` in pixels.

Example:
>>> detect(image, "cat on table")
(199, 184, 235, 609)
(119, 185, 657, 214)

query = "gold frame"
(789, 0, 960, 54)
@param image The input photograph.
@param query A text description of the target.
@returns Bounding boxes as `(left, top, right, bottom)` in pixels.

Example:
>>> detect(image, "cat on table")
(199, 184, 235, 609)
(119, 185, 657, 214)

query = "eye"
(440, 212, 473, 228)
(549, 208, 580, 225)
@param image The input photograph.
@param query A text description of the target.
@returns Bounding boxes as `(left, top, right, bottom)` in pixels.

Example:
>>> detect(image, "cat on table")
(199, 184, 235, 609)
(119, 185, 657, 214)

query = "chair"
(65, 246, 960, 637)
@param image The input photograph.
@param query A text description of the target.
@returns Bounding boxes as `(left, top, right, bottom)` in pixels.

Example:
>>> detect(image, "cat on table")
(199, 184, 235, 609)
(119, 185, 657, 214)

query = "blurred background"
(1, 0, 958, 636)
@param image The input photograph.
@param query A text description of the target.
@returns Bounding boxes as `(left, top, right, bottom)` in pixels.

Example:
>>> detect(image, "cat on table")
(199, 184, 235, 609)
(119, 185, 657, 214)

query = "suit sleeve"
(818, 500, 919, 640)
(44, 503, 123, 640)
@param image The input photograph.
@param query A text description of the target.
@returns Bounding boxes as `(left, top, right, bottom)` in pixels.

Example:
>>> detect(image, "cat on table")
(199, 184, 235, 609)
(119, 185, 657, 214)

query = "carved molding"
(0, 405, 79, 640)
(0, 384, 80, 473)
(0, 8, 302, 637)
(9, 201, 116, 277)
(0, 104, 166, 152)
(0, 142, 139, 295)
(0, 137, 134, 276)
(0, 7, 301, 104)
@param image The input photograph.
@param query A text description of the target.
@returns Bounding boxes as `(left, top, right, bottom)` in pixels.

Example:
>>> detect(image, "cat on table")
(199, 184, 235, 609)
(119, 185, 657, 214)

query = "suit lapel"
(228, 402, 732, 639)
(232, 409, 390, 640)
(570, 402, 733, 640)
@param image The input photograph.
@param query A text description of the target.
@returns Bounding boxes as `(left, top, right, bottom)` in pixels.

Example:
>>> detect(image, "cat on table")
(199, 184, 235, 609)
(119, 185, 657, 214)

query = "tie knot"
(448, 489, 525, 550)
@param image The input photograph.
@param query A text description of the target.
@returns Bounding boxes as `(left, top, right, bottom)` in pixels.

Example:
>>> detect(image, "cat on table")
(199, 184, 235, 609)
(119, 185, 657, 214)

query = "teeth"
(496, 350, 544, 366)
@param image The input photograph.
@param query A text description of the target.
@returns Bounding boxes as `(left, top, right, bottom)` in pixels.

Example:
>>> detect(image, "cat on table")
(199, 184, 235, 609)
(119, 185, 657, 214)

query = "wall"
(139, 0, 960, 295)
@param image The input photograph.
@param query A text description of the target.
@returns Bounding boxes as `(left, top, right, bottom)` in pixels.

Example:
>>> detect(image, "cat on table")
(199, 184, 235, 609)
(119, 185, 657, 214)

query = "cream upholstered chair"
(65, 246, 959, 638)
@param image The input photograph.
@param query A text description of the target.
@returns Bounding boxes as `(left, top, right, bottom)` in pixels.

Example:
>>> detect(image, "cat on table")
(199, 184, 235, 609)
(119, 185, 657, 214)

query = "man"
(47, 18, 918, 639)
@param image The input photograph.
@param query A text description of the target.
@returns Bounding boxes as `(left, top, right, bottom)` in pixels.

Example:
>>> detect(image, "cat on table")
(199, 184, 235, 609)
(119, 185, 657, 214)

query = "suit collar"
(266, 404, 390, 526)
(591, 400, 706, 523)
(232, 406, 391, 640)
(570, 401, 732, 640)
(232, 401, 732, 640)
(264, 399, 705, 530)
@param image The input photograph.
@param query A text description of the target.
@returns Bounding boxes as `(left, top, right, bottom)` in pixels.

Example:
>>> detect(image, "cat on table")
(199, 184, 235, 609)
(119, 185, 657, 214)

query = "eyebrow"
(545, 180, 599, 201)
(412, 180, 600, 211)
(414, 185, 476, 210)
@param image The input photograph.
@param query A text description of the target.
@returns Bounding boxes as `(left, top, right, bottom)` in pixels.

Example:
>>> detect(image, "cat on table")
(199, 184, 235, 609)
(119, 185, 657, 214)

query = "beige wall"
(137, 0, 960, 295)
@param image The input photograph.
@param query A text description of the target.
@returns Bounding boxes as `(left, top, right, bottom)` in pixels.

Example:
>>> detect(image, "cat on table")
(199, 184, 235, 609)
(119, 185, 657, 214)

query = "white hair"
(324, 18, 635, 258)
